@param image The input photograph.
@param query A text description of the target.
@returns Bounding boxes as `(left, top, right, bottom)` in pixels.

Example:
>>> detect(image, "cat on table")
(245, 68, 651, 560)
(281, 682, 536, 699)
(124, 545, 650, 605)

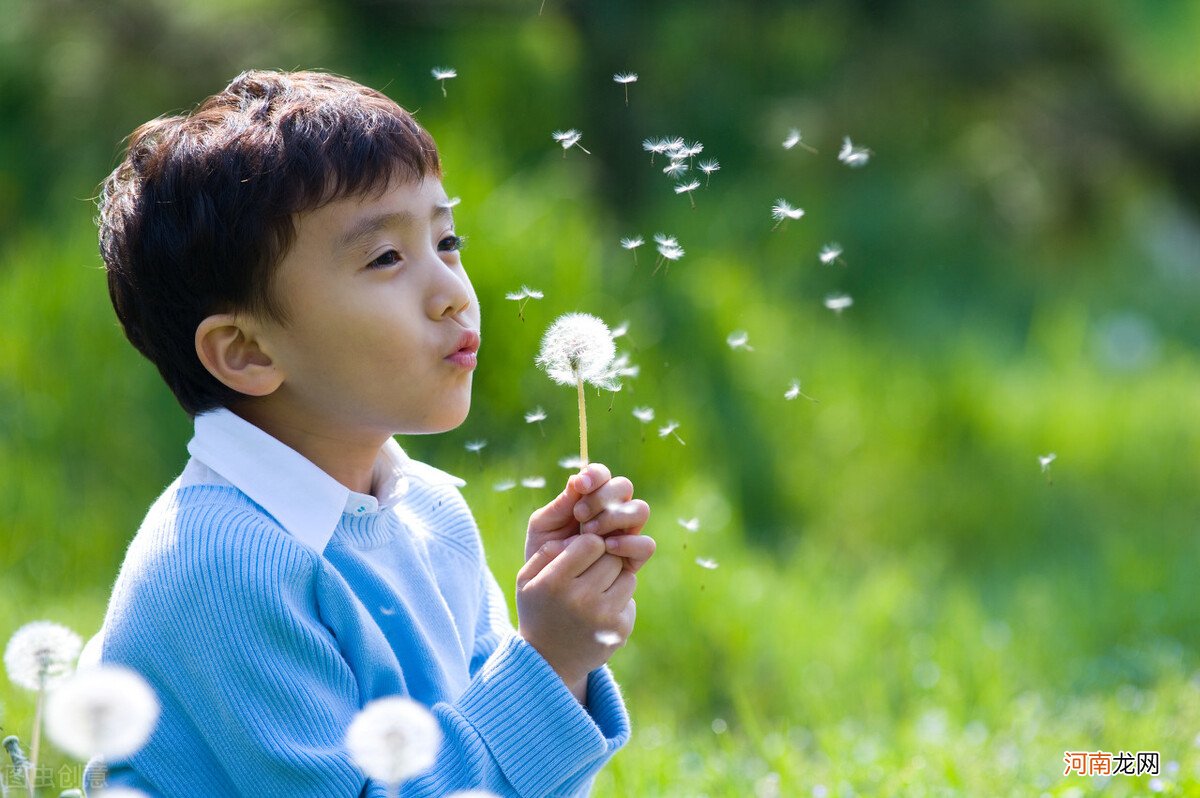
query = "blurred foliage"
(2, 0, 1200, 794)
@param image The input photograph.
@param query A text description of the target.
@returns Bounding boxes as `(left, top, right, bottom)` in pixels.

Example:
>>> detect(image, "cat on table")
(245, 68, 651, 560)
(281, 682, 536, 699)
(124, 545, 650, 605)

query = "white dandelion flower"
(45, 664, 160, 761)
(520, 476, 547, 489)
(632, 406, 655, 423)
(695, 557, 719, 570)
(464, 440, 487, 453)
(536, 313, 617, 466)
(698, 159, 720, 186)
(824, 293, 853, 314)
(558, 454, 585, 470)
(493, 480, 517, 492)
(436, 196, 462, 210)
(4, 620, 82, 691)
(818, 243, 844, 266)
(782, 127, 818, 153)
(431, 67, 457, 97)
(345, 696, 441, 786)
(678, 517, 700, 532)
(771, 199, 805, 230)
(613, 72, 638, 106)
(838, 136, 872, 167)
(785, 378, 818, 403)
(551, 129, 591, 156)
(595, 630, 622, 647)
(726, 330, 754, 351)
(658, 420, 686, 445)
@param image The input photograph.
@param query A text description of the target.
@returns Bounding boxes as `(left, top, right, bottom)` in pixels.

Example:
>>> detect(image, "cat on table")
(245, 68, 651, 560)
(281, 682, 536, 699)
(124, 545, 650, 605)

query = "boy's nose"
(428, 258, 473, 320)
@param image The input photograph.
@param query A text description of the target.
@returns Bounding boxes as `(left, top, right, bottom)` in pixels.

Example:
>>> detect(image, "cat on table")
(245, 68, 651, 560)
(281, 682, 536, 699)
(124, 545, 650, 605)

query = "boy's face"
(254, 174, 480, 436)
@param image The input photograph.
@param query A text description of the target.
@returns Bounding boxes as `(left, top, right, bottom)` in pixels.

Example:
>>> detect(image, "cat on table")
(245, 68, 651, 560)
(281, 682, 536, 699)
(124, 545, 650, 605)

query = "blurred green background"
(3, 0, 1199, 795)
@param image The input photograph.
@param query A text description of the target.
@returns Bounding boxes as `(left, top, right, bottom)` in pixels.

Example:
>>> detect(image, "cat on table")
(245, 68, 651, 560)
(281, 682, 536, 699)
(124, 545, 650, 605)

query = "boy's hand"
(525, 463, 654, 572)
(515, 533, 638, 701)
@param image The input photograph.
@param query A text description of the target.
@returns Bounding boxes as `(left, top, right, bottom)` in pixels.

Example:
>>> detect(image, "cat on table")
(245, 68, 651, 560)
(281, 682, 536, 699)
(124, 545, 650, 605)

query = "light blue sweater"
(80, 408, 630, 797)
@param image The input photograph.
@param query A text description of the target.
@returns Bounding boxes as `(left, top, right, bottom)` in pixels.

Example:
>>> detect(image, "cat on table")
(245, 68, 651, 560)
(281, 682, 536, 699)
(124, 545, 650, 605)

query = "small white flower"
(782, 128, 817, 153)
(824, 293, 853, 314)
(521, 476, 547, 489)
(818, 243, 844, 266)
(595, 630, 622, 646)
(838, 136, 872, 167)
(658, 420, 686, 445)
(726, 330, 754, 351)
(698, 159, 720, 186)
(431, 67, 457, 97)
(493, 480, 516, 492)
(345, 696, 441, 785)
(525, 406, 547, 424)
(695, 557, 719, 570)
(613, 72, 638, 106)
(771, 199, 805, 230)
(45, 664, 160, 761)
(535, 313, 617, 389)
(464, 439, 487, 452)
(4, 620, 82, 691)
(551, 129, 591, 156)
(558, 454, 585, 470)
(785, 378, 818, 403)
(1038, 453, 1056, 472)
(678, 517, 700, 532)
(436, 196, 462, 210)
(632, 406, 655, 423)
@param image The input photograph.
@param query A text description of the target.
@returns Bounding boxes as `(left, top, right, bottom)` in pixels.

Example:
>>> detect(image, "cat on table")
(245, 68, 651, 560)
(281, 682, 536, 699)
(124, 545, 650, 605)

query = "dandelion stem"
(440, 82, 447, 98)
(29, 684, 44, 774)
(576, 373, 589, 466)
(623, 85, 629, 106)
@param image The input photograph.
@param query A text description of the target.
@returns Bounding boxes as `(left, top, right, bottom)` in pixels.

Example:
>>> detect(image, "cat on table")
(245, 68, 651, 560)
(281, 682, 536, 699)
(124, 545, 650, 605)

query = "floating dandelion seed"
(785, 378, 818, 403)
(521, 476, 547, 489)
(698, 159, 720, 186)
(663, 160, 688, 177)
(536, 313, 617, 467)
(436, 196, 462, 210)
(782, 127, 818, 153)
(504, 285, 543, 320)
(464, 440, 487, 453)
(620, 236, 644, 266)
(613, 72, 638, 106)
(642, 137, 670, 165)
(726, 330, 754, 351)
(345, 695, 441, 791)
(1039, 453, 1057, 484)
(524, 405, 548, 437)
(45, 664, 160, 762)
(653, 234, 685, 274)
(5, 620, 83, 771)
(771, 199, 805, 231)
(558, 454, 585, 470)
(595, 630, 622, 647)
(824, 293, 854, 314)
(675, 179, 701, 208)
(819, 243, 845, 266)
(695, 557, 719, 570)
(551, 129, 591, 156)
(493, 480, 516, 492)
(431, 67, 457, 97)
(611, 320, 630, 339)
(632, 406, 655, 423)
(678, 517, 700, 532)
(838, 136, 872, 167)
(658, 420, 686, 445)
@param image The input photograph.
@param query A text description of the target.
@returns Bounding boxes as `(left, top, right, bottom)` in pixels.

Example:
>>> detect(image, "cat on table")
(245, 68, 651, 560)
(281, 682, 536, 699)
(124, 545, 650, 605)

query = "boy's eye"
(439, 234, 467, 253)
(367, 249, 402, 270)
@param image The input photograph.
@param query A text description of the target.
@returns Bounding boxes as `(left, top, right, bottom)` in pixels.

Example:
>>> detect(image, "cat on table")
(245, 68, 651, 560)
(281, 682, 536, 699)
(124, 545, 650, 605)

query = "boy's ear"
(194, 313, 284, 397)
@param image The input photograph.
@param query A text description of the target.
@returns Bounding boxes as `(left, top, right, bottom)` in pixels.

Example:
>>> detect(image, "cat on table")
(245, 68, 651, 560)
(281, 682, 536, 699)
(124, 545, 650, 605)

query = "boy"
(79, 69, 655, 797)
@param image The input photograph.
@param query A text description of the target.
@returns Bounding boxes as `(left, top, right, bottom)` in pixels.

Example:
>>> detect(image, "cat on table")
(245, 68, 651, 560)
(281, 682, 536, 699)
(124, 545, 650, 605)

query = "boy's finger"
(537, 533, 607, 581)
(603, 570, 638, 606)
(580, 498, 649, 537)
(604, 534, 657, 572)
(569, 462, 612, 496)
(577, 551, 626, 592)
(573, 476, 634, 523)
(516, 537, 570, 587)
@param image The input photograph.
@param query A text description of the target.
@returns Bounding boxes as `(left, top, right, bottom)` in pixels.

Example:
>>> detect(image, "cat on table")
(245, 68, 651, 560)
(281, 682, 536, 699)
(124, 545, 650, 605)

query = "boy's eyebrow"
(334, 204, 455, 254)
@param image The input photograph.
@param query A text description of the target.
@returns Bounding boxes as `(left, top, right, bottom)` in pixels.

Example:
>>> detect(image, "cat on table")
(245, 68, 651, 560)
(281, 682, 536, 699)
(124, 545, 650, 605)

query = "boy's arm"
(90, 510, 626, 798)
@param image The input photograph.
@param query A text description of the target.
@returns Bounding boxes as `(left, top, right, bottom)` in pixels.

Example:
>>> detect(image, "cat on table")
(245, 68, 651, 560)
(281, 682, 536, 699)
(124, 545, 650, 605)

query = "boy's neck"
(227, 401, 387, 497)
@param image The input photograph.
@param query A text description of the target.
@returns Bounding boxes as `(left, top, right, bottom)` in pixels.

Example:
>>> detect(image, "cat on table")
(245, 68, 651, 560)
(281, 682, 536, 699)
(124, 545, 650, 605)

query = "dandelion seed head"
(45, 664, 160, 761)
(698, 159, 721, 175)
(663, 161, 688, 176)
(505, 289, 528, 301)
(695, 557, 720, 570)
(431, 67, 457, 80)
(642, 138, 668, 154)
(536, 313, 617, 388)
(632, 406, 655, 423)
(726, 330, 753, 351)
(4, 620, 82, 691)
(552, 129, 584, 150)
(678, 517, 700, 532)
(674, 180, 701, 195)
(613, 72, 638, 84)
(824, 293, 854, 313)
(524, 287, 544, 300)
(838, 136, 872, 167)
(785, 380, 802, 400)
(521, 476, 547, 489)
(658, 243, 685, 261)
(620, 237, 644, 250)
(464, 440, 487, 452)
(653, 233, 678, 248)
(524, 407, 547, 424)
(658, 420, 680, 437)
(819, 243, 843, 265)
(771, 200, 805, 222)
(345, 696, 441, 785)
(782, 128, 802, 149)
(1038, 453, 1057, 472)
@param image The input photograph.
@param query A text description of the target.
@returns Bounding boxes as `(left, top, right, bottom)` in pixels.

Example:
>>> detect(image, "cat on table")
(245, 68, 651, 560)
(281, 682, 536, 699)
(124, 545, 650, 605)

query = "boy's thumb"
(527, 483, 581, 531)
